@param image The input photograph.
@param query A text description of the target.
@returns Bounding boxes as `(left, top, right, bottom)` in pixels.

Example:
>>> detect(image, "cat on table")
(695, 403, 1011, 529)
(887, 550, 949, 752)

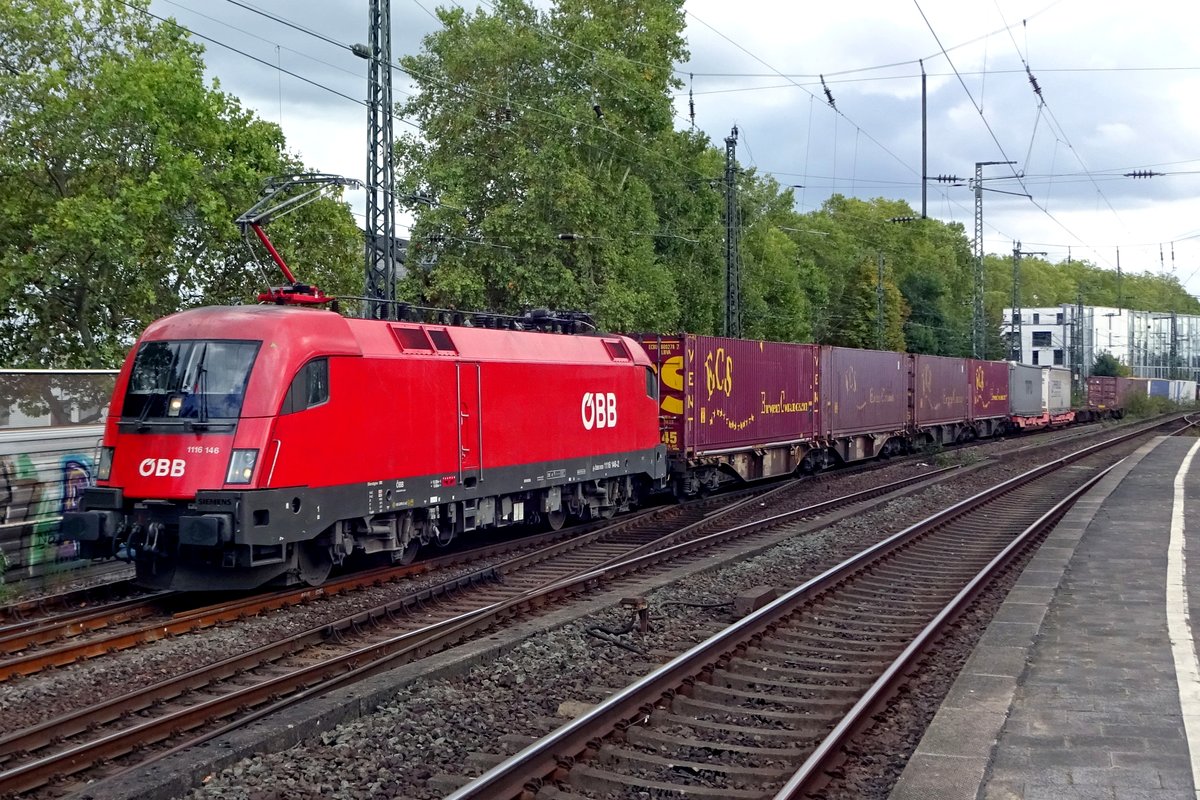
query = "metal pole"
(1012, 242, 1022, 362)
(724, 126, 740, 339)
(1171, 311, 1178, 380)
(920, 61, 927, 220)
(877, 251, 885, 349)
(361, 0, 397, 319)
(972, 164, 984, 358)
(969, 161, 1017, 359)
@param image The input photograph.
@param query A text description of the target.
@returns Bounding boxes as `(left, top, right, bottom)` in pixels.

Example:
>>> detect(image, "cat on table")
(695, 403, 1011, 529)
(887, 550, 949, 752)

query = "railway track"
(0, 452, 937, 681)
(0, 416, 1176, 797)
(442, 419, 1189, 800)
(0, 462, 962, 797)
(0, 566, 136, 626)
(0, 468, 824, 680)
(0, 411, 1155, 640)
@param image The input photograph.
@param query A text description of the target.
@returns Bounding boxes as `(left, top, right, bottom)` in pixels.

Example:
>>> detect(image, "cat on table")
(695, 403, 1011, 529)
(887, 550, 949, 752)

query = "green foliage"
(1123, 391, 1176, 418)
(0, 0, 361, 367)
(395, 0, 810, 336)
(393, 1, 1195, 351)
(6, 0, 1194, 366)
(983, 253, 1200, 317)
(1091, 352, 1128, 377)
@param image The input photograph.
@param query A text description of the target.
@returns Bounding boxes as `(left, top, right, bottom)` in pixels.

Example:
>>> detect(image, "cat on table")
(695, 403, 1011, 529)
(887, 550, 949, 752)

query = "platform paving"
(891, 434, 1200, 800)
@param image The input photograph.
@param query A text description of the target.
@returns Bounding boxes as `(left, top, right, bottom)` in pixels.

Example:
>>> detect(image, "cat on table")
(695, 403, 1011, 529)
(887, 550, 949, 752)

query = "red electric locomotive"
(63, 306, 666, 590)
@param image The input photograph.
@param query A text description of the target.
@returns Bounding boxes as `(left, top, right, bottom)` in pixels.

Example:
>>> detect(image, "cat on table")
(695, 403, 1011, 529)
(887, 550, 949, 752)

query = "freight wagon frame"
(637, 335, 1011, 494)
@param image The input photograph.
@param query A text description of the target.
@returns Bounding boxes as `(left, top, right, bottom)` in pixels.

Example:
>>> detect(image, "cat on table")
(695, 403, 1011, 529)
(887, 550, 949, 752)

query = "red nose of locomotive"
(62, 336, 267, 579)
(106, 433, 241, 498)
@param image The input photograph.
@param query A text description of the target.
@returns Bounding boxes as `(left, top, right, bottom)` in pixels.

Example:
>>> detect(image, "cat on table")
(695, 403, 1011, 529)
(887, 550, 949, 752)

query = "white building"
(1001, 305, 1200, 382)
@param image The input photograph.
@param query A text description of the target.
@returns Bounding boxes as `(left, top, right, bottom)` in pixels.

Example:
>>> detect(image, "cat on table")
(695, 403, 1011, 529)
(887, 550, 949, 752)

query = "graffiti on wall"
(0, 452, 94, 580)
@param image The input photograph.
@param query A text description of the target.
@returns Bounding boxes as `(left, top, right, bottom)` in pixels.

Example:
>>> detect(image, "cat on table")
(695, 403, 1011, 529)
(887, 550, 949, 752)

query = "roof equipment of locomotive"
(236, 173, 362, 307)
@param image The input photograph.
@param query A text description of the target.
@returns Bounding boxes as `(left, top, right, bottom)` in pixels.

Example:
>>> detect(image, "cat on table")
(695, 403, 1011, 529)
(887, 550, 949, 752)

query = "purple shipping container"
(969, 359, 1010, 421)
(820, 347, 909, 437)
(637, 334, 820, 456)
(913, 354, 970, 426)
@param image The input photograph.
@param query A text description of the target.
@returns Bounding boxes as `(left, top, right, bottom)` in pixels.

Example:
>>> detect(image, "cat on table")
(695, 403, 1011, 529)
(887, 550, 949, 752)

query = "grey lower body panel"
(72, 446, 667, 590)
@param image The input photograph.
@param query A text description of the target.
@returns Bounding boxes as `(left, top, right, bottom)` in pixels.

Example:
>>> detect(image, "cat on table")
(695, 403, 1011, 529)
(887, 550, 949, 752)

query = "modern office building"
(1002, 305, 1200, 382)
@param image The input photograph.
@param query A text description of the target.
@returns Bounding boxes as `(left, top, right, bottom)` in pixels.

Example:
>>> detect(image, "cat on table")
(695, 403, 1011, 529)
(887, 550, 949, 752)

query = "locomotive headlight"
(225, 449, 258, 485)
(98, 447, 115, 481)
(167, 395, 183, 417)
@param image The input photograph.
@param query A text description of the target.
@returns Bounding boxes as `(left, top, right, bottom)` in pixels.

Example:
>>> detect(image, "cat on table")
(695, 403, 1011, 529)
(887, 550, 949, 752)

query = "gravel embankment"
(177, 435, 1105, 800)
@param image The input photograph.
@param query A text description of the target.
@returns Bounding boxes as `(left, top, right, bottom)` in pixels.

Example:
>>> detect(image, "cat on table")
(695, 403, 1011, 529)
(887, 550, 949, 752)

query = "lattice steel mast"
(357, 0, 397, 319)
(724, 126, 740, 339)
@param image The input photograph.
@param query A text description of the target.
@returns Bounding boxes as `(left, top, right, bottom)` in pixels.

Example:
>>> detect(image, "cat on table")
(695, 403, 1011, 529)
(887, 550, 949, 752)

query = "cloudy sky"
(147, 0, 1200, 300)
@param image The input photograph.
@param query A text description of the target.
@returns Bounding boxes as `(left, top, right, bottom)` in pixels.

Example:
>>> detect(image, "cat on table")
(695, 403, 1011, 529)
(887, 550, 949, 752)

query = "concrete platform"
(891, 434, 1200, 800)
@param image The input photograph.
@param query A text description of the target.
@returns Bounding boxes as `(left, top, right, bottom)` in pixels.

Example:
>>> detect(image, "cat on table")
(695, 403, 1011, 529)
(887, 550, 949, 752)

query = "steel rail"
(0, 505, 673, 681)
(4, 419, 1181, 795)
(442, 420, 1177, 800)
(0, 577, 138, 626)
(0, 592, 166, 646)
(0, 492, 762, 793)
(771, 461, 1118, 798)
(12, 465, 956, 795)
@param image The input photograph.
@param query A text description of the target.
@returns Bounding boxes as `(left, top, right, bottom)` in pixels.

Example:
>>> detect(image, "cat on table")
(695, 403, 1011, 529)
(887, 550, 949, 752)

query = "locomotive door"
(457, 362, 482, 485)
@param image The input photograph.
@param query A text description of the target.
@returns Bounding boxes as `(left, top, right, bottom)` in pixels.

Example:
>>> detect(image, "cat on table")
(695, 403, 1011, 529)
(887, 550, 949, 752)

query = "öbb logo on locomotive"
(137, 458, 186, 477)
(581, 392, 618, 430)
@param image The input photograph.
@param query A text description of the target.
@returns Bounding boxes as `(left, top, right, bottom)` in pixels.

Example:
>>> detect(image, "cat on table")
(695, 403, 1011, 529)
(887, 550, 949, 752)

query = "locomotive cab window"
(121, 339, 259, 424)
(645, 366, 658, 400)
(282, 358, 329, 415)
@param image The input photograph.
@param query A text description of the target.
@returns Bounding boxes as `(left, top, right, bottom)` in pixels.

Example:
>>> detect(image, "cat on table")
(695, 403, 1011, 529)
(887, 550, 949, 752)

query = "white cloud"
(149, 0, 1200, 300)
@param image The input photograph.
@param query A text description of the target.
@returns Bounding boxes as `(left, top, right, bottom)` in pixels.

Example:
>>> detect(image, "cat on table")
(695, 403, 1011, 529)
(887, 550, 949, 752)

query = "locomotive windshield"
(121, 340, 260, 424)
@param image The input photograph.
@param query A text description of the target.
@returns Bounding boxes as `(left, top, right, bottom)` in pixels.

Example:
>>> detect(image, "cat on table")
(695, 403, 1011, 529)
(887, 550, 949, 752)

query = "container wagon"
(1010, 365, 1074, 429)
(636, 334, 820, 494)
(1086, 376, 1147, 417)
(1170, 380, 1197, 404)
(911, 354, 971, 443)
(1084, 374, 1147, 417)
(969, 359, 1011, 437)
(820, 347, 910, 462)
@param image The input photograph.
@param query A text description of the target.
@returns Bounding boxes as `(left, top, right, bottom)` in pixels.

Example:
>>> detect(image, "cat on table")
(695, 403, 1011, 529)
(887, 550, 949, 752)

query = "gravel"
(174, 430, 1111, 800)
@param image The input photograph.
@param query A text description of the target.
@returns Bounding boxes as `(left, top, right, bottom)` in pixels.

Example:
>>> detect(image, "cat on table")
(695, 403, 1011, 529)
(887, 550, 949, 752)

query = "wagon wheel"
(393, 539, 421, 565)
(546, 509, 567, 531)
(297, 540, 333, 586)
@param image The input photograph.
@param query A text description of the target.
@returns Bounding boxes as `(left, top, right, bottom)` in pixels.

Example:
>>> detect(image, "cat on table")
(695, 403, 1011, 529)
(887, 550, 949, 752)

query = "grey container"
(1010, 364, 1072, 416)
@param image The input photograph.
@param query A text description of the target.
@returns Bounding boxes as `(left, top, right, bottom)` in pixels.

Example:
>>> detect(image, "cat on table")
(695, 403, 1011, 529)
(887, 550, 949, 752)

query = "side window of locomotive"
(645, 366, 658, 400)
(281, 358, 329, 415)
(305, 359, 329, 407)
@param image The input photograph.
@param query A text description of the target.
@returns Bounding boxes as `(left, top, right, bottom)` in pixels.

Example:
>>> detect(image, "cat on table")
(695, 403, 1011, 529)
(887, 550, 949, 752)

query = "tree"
(395, 0, 705, 333)
(1092, 352, 1128, 377)
(0, 0, 362, 367)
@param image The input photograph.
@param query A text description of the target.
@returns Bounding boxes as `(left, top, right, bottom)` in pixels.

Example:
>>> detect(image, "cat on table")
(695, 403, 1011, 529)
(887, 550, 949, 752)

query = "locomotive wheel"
(297, 541, 333, 586)
(546, 509, 567, 531)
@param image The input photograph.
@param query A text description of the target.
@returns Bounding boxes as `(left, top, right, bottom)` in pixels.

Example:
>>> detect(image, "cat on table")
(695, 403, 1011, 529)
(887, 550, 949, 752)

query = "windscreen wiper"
(135, 396, 155, 431)
(189, 345, 211, 431)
